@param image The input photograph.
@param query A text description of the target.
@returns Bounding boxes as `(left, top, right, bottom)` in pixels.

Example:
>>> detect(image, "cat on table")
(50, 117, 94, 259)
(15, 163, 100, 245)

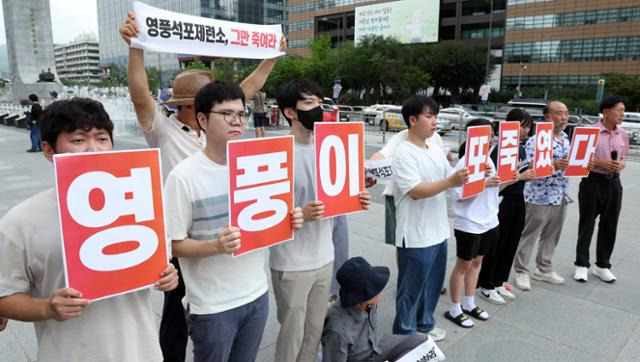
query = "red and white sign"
(227, 136, 294, 256)
(462, 125, 492, 199)
(315, 122, 365, 217)
(565, 127, 600, 177)
(534, 122, 554, 178)
(497, 121, 521, 183)
(54, 149, 168, 301)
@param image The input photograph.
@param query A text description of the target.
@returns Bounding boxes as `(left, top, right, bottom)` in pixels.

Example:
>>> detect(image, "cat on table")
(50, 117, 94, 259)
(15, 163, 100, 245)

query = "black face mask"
(296, 106, 323, 131)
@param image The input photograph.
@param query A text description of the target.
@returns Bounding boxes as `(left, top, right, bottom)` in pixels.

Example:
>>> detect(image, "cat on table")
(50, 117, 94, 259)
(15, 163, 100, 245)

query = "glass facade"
(289, 38, 311, 48)
(502, 75, 600, 86)
(504, 36, 640, 63)
(461, 25, 505, 39)
(289, 0, 372, 14)
(506, 0, 553, 5)
(289, 20, 314, 32)
(506, 6, 640, 30)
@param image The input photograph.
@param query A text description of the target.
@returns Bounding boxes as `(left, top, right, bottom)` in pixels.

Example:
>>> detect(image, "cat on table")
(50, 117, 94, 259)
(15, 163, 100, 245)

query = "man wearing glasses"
(164, 80, 303, 361)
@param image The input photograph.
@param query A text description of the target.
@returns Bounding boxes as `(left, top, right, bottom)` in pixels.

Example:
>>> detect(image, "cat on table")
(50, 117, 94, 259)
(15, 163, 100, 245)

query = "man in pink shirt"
(574, 96, 629, 283)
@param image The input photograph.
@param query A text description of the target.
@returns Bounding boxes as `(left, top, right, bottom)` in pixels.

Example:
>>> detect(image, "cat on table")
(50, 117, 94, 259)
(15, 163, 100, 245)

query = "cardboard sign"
(565, 127, 600, 177)
(462, 125, 491, 199)
(131, 1, 285, 60)
(227, 136, 294, 256)
(314, 122, 365, 217)
(497, 121, 521, 183)
(534, 122, 554, 178)
(395, 339, 445, 362)
(54, 149, 168, 301)
(364, 158, 393, 180)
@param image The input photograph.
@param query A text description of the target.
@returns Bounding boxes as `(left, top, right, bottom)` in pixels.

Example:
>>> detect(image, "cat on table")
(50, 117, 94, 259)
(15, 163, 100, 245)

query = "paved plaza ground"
(1, 124, 639, 361)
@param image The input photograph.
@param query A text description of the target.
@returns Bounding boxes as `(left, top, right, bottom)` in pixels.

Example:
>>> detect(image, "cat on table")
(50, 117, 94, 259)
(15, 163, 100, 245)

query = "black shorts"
(253, 113, 268, 127)
(454, 227, 499, 261)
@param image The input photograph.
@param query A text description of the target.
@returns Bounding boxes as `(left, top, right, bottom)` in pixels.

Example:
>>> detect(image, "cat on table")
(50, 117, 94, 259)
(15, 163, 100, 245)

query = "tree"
(603, 73, 640, 111)
(212, 59, 237, 82)
(101, 64, 128, 87)
(146, 66, 161, 92)
(421, 42, 496, 103)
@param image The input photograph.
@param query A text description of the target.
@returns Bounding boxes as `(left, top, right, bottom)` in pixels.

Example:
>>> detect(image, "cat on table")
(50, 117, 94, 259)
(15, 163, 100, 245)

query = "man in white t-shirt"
(272, 79, 372, 362)
(120, 14, 287, 360)
(392, 96, 468, 342)
(164, 80, 303, 361)
(0, 98, 179, 362)
(369, 129, 451, 246)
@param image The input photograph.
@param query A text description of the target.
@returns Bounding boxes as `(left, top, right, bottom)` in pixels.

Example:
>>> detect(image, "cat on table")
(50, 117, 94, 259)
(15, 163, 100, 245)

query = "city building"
(55, 34, 103, 84)
(287, 0, 506, 88)
(2, 0, 62, 102)
(97, 0, 287, 84)
(502, 0, 640, 89)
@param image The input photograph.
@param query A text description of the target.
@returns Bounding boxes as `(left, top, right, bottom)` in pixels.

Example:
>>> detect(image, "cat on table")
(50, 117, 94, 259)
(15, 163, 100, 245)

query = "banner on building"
(315, 122, 365, 217)
(130, 1, 285, 60)
(54, 149, 168, 301)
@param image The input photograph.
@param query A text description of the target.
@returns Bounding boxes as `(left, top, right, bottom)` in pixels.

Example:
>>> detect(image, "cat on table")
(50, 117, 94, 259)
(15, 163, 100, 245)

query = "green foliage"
(101, 64, 128, 87)
(146, 66, 161, 92)
(212, 59, 237, 82)
(603, 73, 640, 111)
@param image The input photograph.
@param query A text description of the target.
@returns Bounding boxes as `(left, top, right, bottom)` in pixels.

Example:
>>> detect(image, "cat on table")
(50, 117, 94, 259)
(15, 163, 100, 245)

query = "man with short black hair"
(0, 98, 179, 362)
(272, 79, 371, 362)
(26, 93, 43, 152)
(573, 96, 628, 283)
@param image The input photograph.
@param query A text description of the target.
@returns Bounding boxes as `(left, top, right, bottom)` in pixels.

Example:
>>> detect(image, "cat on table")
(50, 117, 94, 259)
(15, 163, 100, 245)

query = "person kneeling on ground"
(322, 257, 427, 362)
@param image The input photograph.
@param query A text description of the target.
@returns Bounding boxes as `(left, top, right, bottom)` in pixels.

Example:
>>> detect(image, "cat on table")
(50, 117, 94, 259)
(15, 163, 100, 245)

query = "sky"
(0, 0, 99, 45)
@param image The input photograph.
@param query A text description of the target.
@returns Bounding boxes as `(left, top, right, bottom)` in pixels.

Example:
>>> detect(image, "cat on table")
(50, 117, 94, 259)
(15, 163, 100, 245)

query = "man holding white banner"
(574, 96, 629, 283)
(120, 7, 286, 360)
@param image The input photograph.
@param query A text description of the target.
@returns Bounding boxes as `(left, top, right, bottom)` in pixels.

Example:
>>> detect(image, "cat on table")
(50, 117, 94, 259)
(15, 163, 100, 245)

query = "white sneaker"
(532, 268, 565, 285)
(497, 286, 516, 301)
(427, 327, 447, 342)
(573, 267, 589, 282)
(592, 266, 616, 283)
(515, 272, 532, 291)
(478, 288, 506, 304)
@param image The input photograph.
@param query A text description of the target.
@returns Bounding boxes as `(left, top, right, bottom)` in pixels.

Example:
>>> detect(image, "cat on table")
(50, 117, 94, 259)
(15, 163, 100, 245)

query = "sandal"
(462, 306, 489, 321)
(444, 311, 473, 328)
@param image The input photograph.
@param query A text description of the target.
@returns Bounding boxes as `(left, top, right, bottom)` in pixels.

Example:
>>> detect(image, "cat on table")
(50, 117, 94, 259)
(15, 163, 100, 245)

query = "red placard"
(227, 136, 295, 256)
(497, 121, 521, 183)
(565, 127, 600, 177)
(462, 125, 492, 199)
(54, 149, 168, 301)
(534, 122, 554, 178)
(314, 122, 365, 217)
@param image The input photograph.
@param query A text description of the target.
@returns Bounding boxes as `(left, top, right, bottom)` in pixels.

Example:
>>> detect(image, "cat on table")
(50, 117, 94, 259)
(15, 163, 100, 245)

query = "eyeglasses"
(208, 110, 247, 124)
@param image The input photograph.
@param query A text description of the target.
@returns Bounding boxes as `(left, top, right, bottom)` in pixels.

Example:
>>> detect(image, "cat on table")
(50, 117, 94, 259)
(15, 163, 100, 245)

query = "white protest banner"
(130, 1, 285, 60)
(395, 339, 445, 362)
(365, 158, 393, 181)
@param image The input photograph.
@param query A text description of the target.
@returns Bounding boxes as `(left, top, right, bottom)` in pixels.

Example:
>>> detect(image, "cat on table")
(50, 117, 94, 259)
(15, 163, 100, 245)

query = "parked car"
(364, 104, 395, 126)
(321, 103, 339, 122)
(379, 107, 405, 132)
(565, 114, 599, 139)
(621, 112, 640, 144)
(337, 105, 353, 122)
(437, 108, 474, 130)
(350, 106, 365, 122)
(437, 118, 452, 135)
(507, 98, 547, 110)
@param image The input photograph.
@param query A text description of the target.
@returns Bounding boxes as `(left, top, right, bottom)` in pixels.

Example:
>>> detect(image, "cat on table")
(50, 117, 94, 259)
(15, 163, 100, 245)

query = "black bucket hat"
(337, 257, 390, 307)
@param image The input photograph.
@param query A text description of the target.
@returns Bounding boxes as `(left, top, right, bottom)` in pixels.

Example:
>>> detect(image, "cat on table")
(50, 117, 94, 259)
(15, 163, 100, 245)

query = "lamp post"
(516, 62, 527, 98)
(485, 0, 494, 84)
(321, 17, 342, 100)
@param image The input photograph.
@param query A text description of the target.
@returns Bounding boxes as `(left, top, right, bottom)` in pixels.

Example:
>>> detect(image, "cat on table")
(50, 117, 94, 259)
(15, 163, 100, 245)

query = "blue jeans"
(29, 124, 41, 151)
(187, 292, 268, 362)
(393, 240, 448, 335)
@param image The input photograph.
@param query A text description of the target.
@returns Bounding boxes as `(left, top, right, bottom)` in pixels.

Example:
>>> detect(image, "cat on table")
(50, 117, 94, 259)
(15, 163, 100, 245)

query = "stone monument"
(2, 0, 62, 104)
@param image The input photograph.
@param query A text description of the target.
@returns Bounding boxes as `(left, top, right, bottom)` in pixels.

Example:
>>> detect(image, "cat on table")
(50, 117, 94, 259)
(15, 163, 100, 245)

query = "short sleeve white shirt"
(379, 130, 446, 196)
(450, 157, 500, 233)
(0, 189, 162, 362)
(145, 107, 206, 180)
(392, 141, 451, 248)
(164, 151, 268, 315)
